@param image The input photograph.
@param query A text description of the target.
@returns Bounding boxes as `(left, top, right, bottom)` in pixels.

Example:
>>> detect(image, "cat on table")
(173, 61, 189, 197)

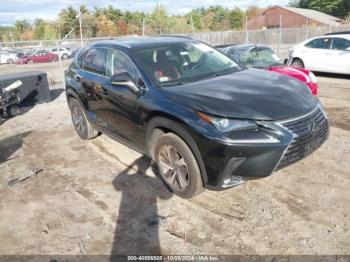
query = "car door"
(41, 51, 51, 62)
(32, 51, 42, 63)
(326, 37, 350, 74)
(302, 37, 331, 72)
(77, 48, 110, 129)
(98, 48, 144, 145)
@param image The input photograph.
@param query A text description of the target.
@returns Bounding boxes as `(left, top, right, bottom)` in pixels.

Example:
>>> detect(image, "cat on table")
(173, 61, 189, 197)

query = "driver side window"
(106, 49, 138, 81)
(305, 38, 331, 49)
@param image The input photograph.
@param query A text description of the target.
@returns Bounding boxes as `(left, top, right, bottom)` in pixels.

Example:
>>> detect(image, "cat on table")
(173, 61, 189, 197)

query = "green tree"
(289, 0, 350, 19)
(229, 7, 245, 29)
(148, 4, 170, 34)
(95, 5, 122, 21)
(58, 6, 79, 38)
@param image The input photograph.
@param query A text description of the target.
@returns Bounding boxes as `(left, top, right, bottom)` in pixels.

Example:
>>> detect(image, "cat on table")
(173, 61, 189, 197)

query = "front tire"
(7, 59, 15, 64)
(69, 98, 98, 140)
(62, 54, 68, 60)
(291, 58, 304, 68)
(6, 105, 20, 117)
(154, 132, 203, 198)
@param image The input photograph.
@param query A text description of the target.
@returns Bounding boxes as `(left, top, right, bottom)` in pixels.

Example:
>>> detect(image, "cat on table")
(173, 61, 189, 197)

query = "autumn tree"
(96, 15, 117, 37)
(246, 6, 262, 19)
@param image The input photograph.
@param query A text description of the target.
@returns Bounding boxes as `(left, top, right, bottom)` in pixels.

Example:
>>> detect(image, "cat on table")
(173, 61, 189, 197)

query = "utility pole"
(278, 15, 282, 53)
(78, 8, 83, 48)
(190, 16, 195, 36)
(245, 16, 249, 44)
(9, 31, 15, 47)
(142, 18, 145, 36)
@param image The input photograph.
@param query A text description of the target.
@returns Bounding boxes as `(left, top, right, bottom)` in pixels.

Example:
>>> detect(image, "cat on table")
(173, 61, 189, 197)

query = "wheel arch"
(292, 57, 304, 67)
(145, 112, 208, 184)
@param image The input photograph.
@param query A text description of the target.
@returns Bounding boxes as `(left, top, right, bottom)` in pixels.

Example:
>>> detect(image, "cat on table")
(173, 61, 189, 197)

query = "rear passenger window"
(331, 38, 350, 50)
(305, 38, 331, 49)
(83, 48, 106, 76)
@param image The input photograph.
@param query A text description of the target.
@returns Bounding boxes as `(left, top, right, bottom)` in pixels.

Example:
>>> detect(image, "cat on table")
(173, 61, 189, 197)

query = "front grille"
(276, 106, 329, 170)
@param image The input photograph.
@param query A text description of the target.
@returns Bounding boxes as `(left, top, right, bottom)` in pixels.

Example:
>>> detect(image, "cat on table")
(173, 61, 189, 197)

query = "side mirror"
(110, 72, 139, 94)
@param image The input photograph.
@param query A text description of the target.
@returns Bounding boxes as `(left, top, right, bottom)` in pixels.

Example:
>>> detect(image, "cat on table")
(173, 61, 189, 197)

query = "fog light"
(222, 175, 246, 188)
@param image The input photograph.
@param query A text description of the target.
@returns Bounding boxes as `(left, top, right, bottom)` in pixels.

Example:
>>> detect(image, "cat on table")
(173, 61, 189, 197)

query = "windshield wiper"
(204, 70, 234, 80)
(160, 81, 188, 87)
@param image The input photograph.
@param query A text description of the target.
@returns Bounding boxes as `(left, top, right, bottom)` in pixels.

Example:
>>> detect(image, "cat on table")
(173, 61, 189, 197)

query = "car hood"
(164, 68, 318, 121)
(266, 66, 311, 84)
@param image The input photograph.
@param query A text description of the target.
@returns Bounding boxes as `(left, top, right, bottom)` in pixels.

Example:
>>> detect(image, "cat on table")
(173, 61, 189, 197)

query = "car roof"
(90, 36, 195, 50)
(308, 34, 350, 40)
(325, 31, 350, 36)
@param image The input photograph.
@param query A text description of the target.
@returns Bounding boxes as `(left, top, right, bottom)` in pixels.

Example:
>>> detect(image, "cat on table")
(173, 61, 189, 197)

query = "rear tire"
(51, 57, 58, 62)
(291, 58, 304, 68)
(154, 132, 203, 198)
(68, 98, 98, 140)
(27, 60, 33, 64)
(62, 54, 68, 60)
(7, 59, 14, 64)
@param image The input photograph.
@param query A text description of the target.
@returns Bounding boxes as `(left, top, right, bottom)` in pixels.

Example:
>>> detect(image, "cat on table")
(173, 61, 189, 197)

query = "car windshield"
(132, 41, 240, 87)
(236, 46, 283, 69)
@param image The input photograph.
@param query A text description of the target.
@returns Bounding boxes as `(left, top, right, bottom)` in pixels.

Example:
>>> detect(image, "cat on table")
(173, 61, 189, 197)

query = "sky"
(0, 0, 290, 26)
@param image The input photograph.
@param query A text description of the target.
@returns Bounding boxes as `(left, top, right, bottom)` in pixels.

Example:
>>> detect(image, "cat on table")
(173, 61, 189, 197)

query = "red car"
(17, 50, 59, 64)
(218, 44, 318, 95)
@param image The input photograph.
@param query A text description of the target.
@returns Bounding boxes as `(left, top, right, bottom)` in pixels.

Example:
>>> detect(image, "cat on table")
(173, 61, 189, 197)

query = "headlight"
(196, 111, 257, 133)
(211, 118, 257, 133)
(309, 72, 317, 83)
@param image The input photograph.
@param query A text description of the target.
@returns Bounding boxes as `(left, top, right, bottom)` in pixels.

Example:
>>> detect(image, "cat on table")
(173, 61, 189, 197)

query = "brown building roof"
(247, 6, 344, 30)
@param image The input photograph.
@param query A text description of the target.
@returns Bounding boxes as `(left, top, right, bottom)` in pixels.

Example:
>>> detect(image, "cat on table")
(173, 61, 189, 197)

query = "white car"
(49, 47, 72, 60)
(288, 34, 350, 75)
(0, 51, 19, 64)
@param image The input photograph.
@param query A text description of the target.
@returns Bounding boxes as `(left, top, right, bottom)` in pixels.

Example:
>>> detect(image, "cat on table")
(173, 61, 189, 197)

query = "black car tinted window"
(106, 49, 138, 79)
(305, 38, 331, 49)
(331, 38, 350, 50)
(83, 48, 107, 76)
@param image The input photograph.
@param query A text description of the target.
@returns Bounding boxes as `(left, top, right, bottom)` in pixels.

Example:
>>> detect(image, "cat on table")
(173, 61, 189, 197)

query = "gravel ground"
(0, 62, 349, 256)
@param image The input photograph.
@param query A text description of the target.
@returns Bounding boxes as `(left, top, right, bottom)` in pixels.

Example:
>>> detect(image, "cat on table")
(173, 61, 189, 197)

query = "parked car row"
(0, 47, 80, 65)
(65, 36, 329, 198)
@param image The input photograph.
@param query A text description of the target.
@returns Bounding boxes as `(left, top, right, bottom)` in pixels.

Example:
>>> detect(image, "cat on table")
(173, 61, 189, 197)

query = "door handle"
(74, 74, 82, 82)
(101, 86, 109, 95)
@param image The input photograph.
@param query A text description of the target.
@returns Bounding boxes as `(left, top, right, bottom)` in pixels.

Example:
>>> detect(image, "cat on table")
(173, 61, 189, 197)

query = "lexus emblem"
(309, 121, 320, 135)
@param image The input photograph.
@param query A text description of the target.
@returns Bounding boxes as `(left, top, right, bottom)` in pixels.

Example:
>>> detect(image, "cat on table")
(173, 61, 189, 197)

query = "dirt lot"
(0, 62, 349, 256)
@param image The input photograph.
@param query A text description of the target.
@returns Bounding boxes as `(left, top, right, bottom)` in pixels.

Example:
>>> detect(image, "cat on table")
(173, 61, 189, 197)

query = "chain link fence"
(0, 24, 349, 87)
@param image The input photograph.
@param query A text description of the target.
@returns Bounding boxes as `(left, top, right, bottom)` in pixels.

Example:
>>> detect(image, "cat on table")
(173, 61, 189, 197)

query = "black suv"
(65, 37, 329, 198)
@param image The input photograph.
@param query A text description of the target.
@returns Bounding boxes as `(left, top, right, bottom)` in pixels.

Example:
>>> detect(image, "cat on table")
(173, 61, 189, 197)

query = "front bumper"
(197, 105, 329, 189)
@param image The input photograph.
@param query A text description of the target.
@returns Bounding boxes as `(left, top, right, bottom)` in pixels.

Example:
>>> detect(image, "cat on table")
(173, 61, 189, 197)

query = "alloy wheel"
(72, 106, 85, 136)
(158, 145, 189, 192)
(292, 60, 303, 68)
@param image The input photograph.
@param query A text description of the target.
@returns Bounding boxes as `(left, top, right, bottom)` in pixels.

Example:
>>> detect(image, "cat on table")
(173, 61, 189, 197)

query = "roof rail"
(149, 34, 194, 40)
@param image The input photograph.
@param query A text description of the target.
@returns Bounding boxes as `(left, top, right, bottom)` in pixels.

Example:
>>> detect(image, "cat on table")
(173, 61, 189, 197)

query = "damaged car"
(217, 44, 319, 95)
(65, 37, 329, 198)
